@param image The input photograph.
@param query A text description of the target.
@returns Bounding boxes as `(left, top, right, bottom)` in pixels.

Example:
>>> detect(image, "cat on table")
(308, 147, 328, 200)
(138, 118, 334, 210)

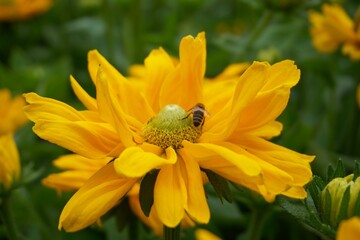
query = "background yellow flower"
(0, 133, 20, 189)
(0, 0, 53, 21)
(0, 88, 27, 190)
(337, 217, 360, 240)
(0, 89, 27, 135)
(309, 3, 360, 60)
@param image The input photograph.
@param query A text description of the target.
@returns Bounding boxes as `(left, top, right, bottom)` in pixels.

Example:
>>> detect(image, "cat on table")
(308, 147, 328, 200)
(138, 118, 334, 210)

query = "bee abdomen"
(193, 113, 204, 127)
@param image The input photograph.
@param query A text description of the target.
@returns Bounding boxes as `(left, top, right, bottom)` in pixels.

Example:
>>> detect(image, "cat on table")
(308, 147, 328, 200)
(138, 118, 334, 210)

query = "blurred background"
(1, 0, 360, 239)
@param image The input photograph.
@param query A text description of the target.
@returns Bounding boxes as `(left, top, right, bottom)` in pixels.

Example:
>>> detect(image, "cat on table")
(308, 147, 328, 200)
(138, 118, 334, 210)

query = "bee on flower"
(24, 32, 314, 233)
(183, 103, 209, 128)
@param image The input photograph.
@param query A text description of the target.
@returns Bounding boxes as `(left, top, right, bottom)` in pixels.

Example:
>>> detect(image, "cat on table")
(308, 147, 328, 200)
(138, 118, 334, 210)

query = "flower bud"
(320, 174, 360, 228)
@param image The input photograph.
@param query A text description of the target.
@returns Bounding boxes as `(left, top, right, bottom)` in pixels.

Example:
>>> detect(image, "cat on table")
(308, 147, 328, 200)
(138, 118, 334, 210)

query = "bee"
(183, 103, 209, 128)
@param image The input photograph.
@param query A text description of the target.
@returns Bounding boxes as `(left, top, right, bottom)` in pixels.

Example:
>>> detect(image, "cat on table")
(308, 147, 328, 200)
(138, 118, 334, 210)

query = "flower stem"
(0, 195, 19, 240)
(163, 225, 180, 240)
(247, 207, 271, 240)
(128, 210, 139, 240)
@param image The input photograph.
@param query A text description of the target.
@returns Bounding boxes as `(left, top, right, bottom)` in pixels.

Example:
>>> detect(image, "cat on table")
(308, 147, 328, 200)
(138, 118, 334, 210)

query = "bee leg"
(181, 112, 192, 120)
(107, 157, 116, 164)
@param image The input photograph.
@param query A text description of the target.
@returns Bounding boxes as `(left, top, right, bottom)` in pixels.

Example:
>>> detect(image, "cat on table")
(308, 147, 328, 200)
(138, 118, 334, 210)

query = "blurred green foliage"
(1, 0, 360, 239)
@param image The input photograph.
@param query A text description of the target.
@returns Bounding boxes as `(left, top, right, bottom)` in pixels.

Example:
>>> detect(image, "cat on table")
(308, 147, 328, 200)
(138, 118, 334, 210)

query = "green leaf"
(139, 170, 158, 217)
(327, 165, 334, 182)
(333, 160, 346, 179)
(278, 196, 336, 239)
(203, 169, 233, 203)
(323, 189, 332, 225)
(306, 175, 325, 211)
(353, 192, 360, 216)
(313, 175, 326, 190)
(277, 196, 310, 224)
(336, 186, 350, 227)
(354, 160, 360, 180)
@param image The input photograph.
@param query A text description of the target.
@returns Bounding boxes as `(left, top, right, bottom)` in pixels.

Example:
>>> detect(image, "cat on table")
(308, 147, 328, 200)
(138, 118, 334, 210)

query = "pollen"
(142, 104, 202, 149)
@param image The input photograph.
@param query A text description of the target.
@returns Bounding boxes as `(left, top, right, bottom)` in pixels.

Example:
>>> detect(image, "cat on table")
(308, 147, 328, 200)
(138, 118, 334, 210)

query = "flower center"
(142, 104, 202, 149)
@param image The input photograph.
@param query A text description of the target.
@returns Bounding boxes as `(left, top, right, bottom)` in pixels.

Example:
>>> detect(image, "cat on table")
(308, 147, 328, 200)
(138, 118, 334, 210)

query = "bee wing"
(204, 109, 210, 117)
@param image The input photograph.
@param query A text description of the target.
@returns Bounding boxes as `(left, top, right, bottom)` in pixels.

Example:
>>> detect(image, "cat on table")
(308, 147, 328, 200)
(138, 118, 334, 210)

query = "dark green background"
(1, 0, 359, 239)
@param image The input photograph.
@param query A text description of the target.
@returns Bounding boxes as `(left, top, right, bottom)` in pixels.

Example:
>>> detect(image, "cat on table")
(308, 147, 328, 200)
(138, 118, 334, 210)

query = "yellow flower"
(0, 133, 20, 189)
(0, 0, 53, 21)
(24, 32, 314, 232)
(336, 217, 360, 240)
(309, 4, 360, 60)
(0, 89, 28, 135)
(0, 89, 26, 190)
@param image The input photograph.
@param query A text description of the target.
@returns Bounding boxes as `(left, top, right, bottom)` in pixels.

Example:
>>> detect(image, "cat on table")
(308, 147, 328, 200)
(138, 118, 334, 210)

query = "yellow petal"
(234, 87, 290, 133)
(281, 186, 308, 199)
(70, 76, 97, 111)
(42, 171, 94, 192)
(182, 141, 262, 182)
(244, 121, 283, 139)
(0, 0, 53, 21)
(0, 133, 20, 189)
(90, 50, 154, 125)
(178, 149, 210, 224)
(96, 67, 139, 147)
(256, 185, 276, 202)
(321, 4, 355, 41)
(144, 48, 175, 113)
(32, 120, 120, 159)
(309, 10, 339, 52)
(337, 217, 360, 240)
(154, 163, 186, 227)
(342, 42, 360, 60)
(59, 162, 137, 232)
(222, 141, 293, 195)
(160, 32, 206, 110)
(53, 154, 110, 171)
(308, 4, 355, 53)
(43, 154, 110, 192)
(203, 79, 236, 120)
(0, 89, 27, 134)
(88, 49, 125, 86)
(195, 229, 222, 240)
(236, 135, 314, 187)
(114, 146, 176, 178)
(24, 92, 86, 122)
(203, 61, 268, 142)
(230, 61, 268, 112)
(261, 60, 300, 91)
